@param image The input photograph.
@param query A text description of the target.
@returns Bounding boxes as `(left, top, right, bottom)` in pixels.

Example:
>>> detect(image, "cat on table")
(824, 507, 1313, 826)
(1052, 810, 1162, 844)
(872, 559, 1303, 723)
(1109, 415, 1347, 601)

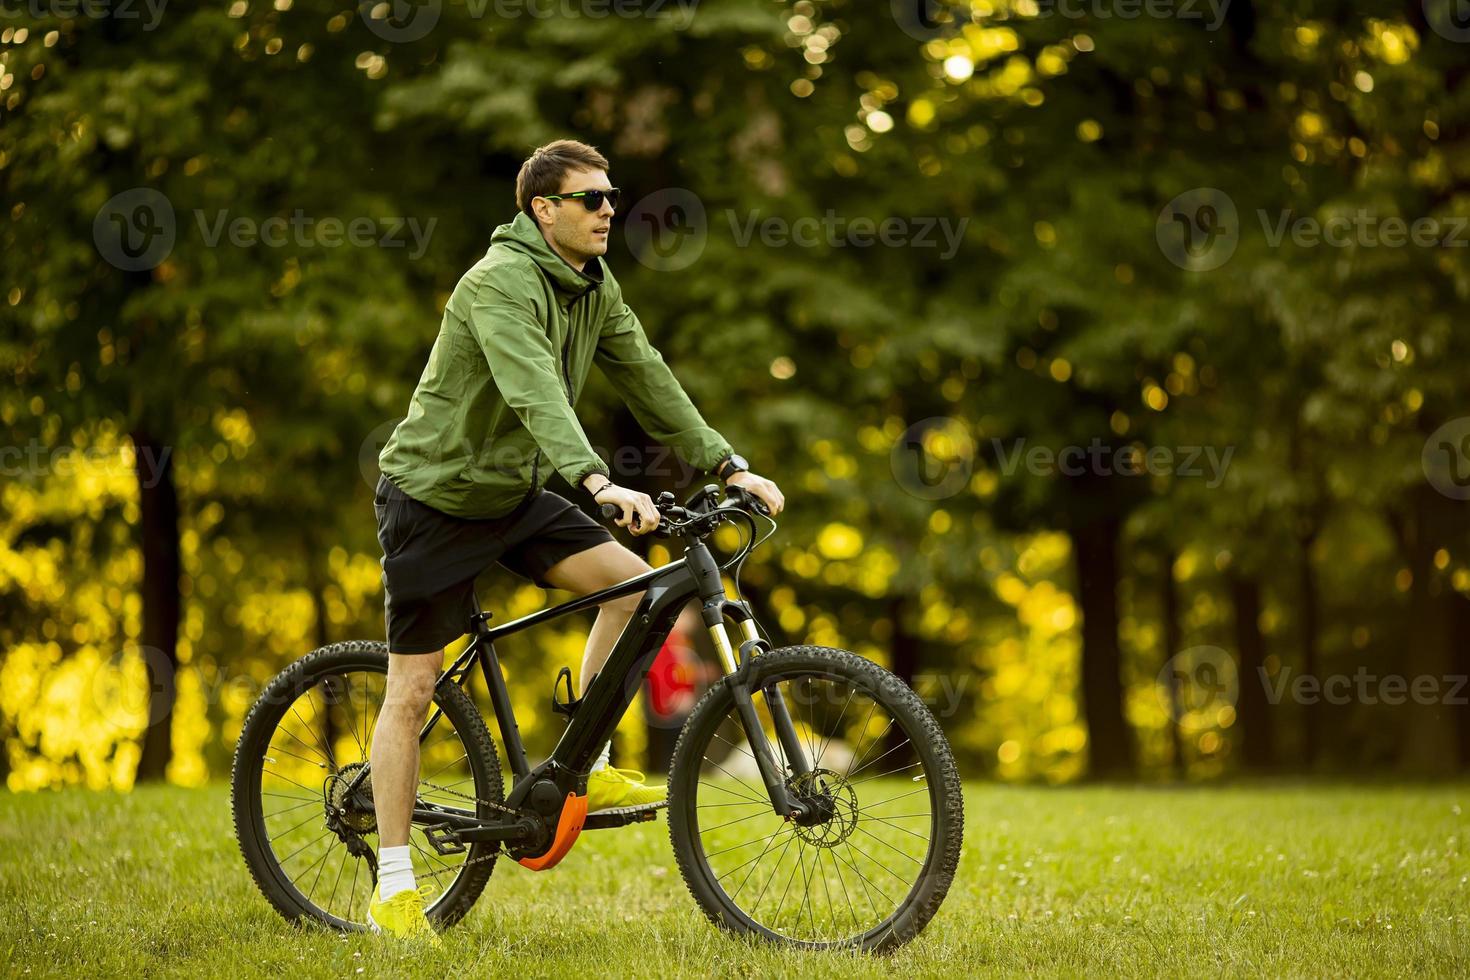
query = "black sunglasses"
(542, 187, 621, 212)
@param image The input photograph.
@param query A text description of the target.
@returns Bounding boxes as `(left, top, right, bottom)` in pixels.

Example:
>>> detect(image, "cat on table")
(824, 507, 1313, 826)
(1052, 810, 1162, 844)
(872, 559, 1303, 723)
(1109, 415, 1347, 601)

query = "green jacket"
(378, 211, 733, 519)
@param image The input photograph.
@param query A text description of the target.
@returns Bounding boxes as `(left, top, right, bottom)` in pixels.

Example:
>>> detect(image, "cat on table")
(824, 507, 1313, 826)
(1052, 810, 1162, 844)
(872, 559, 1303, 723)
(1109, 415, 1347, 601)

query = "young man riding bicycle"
(368, 139, 784, 939)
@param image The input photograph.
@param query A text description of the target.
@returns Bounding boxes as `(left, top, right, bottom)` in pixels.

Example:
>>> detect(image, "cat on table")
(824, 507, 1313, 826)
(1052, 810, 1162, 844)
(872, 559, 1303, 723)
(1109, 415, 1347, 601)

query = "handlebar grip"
(599, 501, 642, 530)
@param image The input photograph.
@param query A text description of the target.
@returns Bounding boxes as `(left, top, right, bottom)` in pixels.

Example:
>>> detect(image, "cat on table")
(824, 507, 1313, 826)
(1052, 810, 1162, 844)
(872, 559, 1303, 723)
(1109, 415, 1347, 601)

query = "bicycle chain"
(410, 778, 525, 881)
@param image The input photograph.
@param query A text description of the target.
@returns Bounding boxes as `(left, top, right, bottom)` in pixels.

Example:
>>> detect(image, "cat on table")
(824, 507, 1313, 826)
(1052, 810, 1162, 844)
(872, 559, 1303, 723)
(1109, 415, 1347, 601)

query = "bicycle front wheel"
(230, 640, 503, 932)
(667, 646, 963, 952)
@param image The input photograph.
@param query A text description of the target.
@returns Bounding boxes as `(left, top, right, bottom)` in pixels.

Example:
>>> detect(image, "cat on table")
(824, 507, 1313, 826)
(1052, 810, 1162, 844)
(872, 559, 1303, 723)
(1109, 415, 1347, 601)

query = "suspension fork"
(726, 607, 812, 779)
(704, 598, 813, 817)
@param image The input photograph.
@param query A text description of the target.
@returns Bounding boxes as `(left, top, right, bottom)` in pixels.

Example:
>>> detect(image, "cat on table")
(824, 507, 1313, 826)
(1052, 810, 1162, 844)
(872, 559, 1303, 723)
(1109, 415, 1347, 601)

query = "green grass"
(1, 782, 1467, 978)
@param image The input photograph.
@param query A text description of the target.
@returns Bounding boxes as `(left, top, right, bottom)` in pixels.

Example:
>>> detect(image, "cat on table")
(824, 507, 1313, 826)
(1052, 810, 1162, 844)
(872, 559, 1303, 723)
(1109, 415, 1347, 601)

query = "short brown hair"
(516, 140, 610, 219)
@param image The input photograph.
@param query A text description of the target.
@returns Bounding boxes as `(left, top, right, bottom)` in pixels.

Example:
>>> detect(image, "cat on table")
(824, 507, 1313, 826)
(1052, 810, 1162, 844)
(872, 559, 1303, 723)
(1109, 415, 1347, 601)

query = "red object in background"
(646, 629, 699, 720)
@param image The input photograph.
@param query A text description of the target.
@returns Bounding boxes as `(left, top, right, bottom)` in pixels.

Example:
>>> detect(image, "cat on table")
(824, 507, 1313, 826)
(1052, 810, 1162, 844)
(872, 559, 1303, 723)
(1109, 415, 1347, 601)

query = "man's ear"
(530, 197, 556, 229)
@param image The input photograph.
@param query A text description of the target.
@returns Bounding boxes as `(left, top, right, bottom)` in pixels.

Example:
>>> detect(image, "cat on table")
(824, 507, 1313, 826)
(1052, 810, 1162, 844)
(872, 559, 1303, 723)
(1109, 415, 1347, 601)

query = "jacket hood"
(490, 211, 605, 297)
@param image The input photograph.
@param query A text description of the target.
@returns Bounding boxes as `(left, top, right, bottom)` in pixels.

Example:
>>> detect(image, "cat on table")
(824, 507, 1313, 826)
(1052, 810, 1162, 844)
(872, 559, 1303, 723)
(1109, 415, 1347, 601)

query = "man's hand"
(590, 481, 661, 535)
(725, 471, 784, 516)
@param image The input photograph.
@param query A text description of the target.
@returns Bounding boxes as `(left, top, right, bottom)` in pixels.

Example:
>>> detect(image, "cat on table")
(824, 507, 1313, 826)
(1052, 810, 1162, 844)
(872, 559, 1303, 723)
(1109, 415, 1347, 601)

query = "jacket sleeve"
(595, 297, 734, 473)
(468, 277, 610, 490)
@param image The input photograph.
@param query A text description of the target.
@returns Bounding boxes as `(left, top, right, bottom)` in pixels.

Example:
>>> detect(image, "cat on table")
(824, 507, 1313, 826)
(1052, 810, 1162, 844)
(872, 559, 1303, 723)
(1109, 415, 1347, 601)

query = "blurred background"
(2, 0, 1468, 792)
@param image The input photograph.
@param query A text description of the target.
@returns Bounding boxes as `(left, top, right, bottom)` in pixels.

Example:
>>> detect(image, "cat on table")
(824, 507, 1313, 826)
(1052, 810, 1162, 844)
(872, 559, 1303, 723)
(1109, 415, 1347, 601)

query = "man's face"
(537, 167, 615, 266)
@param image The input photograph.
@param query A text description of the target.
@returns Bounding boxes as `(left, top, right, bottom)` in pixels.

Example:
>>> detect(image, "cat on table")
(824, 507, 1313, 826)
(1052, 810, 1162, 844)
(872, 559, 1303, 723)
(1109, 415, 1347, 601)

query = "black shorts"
(374, 474, 615, 654)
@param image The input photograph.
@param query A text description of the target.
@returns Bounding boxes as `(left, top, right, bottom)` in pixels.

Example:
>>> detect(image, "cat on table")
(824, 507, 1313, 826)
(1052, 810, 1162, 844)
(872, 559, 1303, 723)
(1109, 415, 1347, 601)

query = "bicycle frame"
(361, 526, 814, 871)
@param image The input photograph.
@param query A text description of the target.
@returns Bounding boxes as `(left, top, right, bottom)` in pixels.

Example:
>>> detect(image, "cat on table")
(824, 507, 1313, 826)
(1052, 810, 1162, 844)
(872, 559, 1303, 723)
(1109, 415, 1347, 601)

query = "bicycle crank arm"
(410, 804, 538, 846)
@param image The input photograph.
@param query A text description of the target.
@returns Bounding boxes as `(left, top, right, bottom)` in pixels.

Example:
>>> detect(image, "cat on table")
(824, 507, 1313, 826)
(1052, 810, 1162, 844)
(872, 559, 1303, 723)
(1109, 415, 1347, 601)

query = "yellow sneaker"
(586, 766, 666, 813)
(367, 883, 442, 945)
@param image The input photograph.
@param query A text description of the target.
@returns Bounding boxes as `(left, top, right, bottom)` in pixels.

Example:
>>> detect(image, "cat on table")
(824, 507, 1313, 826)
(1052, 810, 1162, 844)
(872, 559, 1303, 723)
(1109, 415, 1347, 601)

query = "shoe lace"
(602, 766, 647, 785)
(388, 883, 437, 910)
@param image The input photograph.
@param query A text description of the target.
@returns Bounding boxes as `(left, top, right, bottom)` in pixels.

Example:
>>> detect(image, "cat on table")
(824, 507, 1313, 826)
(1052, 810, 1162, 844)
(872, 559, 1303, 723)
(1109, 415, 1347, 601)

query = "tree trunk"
(887, 595, 919, 689)
(1160, 548, 1186, 777)
(132, 429, 180, 783)
(1454, 592, 1470, 773)
(1296, 531, 1321, 769)
(1072, 518, 1134, 778)
(1394, 484, 1459, 775)
(1229, 575, 1275, 770)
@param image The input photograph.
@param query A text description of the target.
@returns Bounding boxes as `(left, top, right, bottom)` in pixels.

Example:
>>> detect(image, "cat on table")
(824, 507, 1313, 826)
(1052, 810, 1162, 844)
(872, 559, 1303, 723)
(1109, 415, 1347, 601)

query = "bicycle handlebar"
(598, 483, 771, 538)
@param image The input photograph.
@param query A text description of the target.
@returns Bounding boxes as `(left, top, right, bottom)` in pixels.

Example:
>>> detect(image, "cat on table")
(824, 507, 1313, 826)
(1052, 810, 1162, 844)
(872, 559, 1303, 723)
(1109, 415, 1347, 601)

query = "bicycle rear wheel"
(667, 646, 963, 951)
(230, 640, 502, 931)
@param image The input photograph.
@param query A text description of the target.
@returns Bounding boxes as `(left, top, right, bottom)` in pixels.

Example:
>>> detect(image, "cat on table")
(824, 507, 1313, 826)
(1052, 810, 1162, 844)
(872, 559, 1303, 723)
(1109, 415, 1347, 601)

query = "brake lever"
(723, 484, 772, 517)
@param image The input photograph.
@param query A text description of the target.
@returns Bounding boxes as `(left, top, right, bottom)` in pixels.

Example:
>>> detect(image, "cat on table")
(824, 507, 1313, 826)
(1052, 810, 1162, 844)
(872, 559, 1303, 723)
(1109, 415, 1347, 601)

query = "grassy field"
(1, 781, 1466, 978)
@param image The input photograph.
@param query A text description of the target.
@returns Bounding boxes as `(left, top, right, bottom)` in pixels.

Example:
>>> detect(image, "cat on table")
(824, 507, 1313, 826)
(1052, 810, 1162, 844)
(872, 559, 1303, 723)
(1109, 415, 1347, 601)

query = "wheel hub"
(325, 762, 377, 835)
(787, 768, 857, 847)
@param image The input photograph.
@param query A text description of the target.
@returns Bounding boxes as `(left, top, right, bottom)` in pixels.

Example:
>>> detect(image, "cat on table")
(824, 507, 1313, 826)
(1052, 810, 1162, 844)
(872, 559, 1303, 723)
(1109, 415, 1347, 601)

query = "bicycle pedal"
(424, 823, 467, 855)
(583, 799, 668, 829)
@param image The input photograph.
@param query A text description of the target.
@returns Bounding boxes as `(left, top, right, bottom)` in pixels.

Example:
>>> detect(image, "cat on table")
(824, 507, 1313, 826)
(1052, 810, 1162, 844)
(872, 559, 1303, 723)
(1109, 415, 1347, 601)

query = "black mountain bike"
(231, 483, 963, 951)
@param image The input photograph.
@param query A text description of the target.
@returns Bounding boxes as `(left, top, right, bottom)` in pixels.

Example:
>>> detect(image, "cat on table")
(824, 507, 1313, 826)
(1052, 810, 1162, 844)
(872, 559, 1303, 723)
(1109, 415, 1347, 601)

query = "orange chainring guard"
(516, 792, 588, 872)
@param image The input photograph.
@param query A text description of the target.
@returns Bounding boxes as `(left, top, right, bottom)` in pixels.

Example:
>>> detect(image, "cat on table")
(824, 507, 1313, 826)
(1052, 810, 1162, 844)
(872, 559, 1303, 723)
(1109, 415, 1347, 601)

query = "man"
(367, 139, 784, 940)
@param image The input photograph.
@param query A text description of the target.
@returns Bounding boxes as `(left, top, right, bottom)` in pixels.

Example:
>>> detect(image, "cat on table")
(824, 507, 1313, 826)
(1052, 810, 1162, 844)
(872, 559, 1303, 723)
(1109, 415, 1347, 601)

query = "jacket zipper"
(516, 294, 584, 512)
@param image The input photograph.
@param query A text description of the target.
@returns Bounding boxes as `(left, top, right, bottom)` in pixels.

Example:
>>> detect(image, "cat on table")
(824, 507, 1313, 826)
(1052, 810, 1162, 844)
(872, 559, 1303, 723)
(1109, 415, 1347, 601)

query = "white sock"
(591, 741, 611, 772)
(377, 844, 416, 901)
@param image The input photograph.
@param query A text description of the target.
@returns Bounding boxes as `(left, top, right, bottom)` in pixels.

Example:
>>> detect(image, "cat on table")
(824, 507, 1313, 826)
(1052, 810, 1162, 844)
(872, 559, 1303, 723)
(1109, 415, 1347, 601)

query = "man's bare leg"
(540, 540, 654, 696)
(371, 649, 444, 849)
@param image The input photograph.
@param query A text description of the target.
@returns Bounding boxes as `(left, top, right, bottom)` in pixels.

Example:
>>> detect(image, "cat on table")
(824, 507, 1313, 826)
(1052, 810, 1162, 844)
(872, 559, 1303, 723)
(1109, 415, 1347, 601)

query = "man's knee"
(603, 551, 653, 613)
(386, 651, 442, 709)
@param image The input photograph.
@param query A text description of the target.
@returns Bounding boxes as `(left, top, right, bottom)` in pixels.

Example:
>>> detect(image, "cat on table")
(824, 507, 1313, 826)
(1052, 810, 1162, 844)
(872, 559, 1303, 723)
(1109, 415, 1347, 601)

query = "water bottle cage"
(551, 666, 583, 718)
